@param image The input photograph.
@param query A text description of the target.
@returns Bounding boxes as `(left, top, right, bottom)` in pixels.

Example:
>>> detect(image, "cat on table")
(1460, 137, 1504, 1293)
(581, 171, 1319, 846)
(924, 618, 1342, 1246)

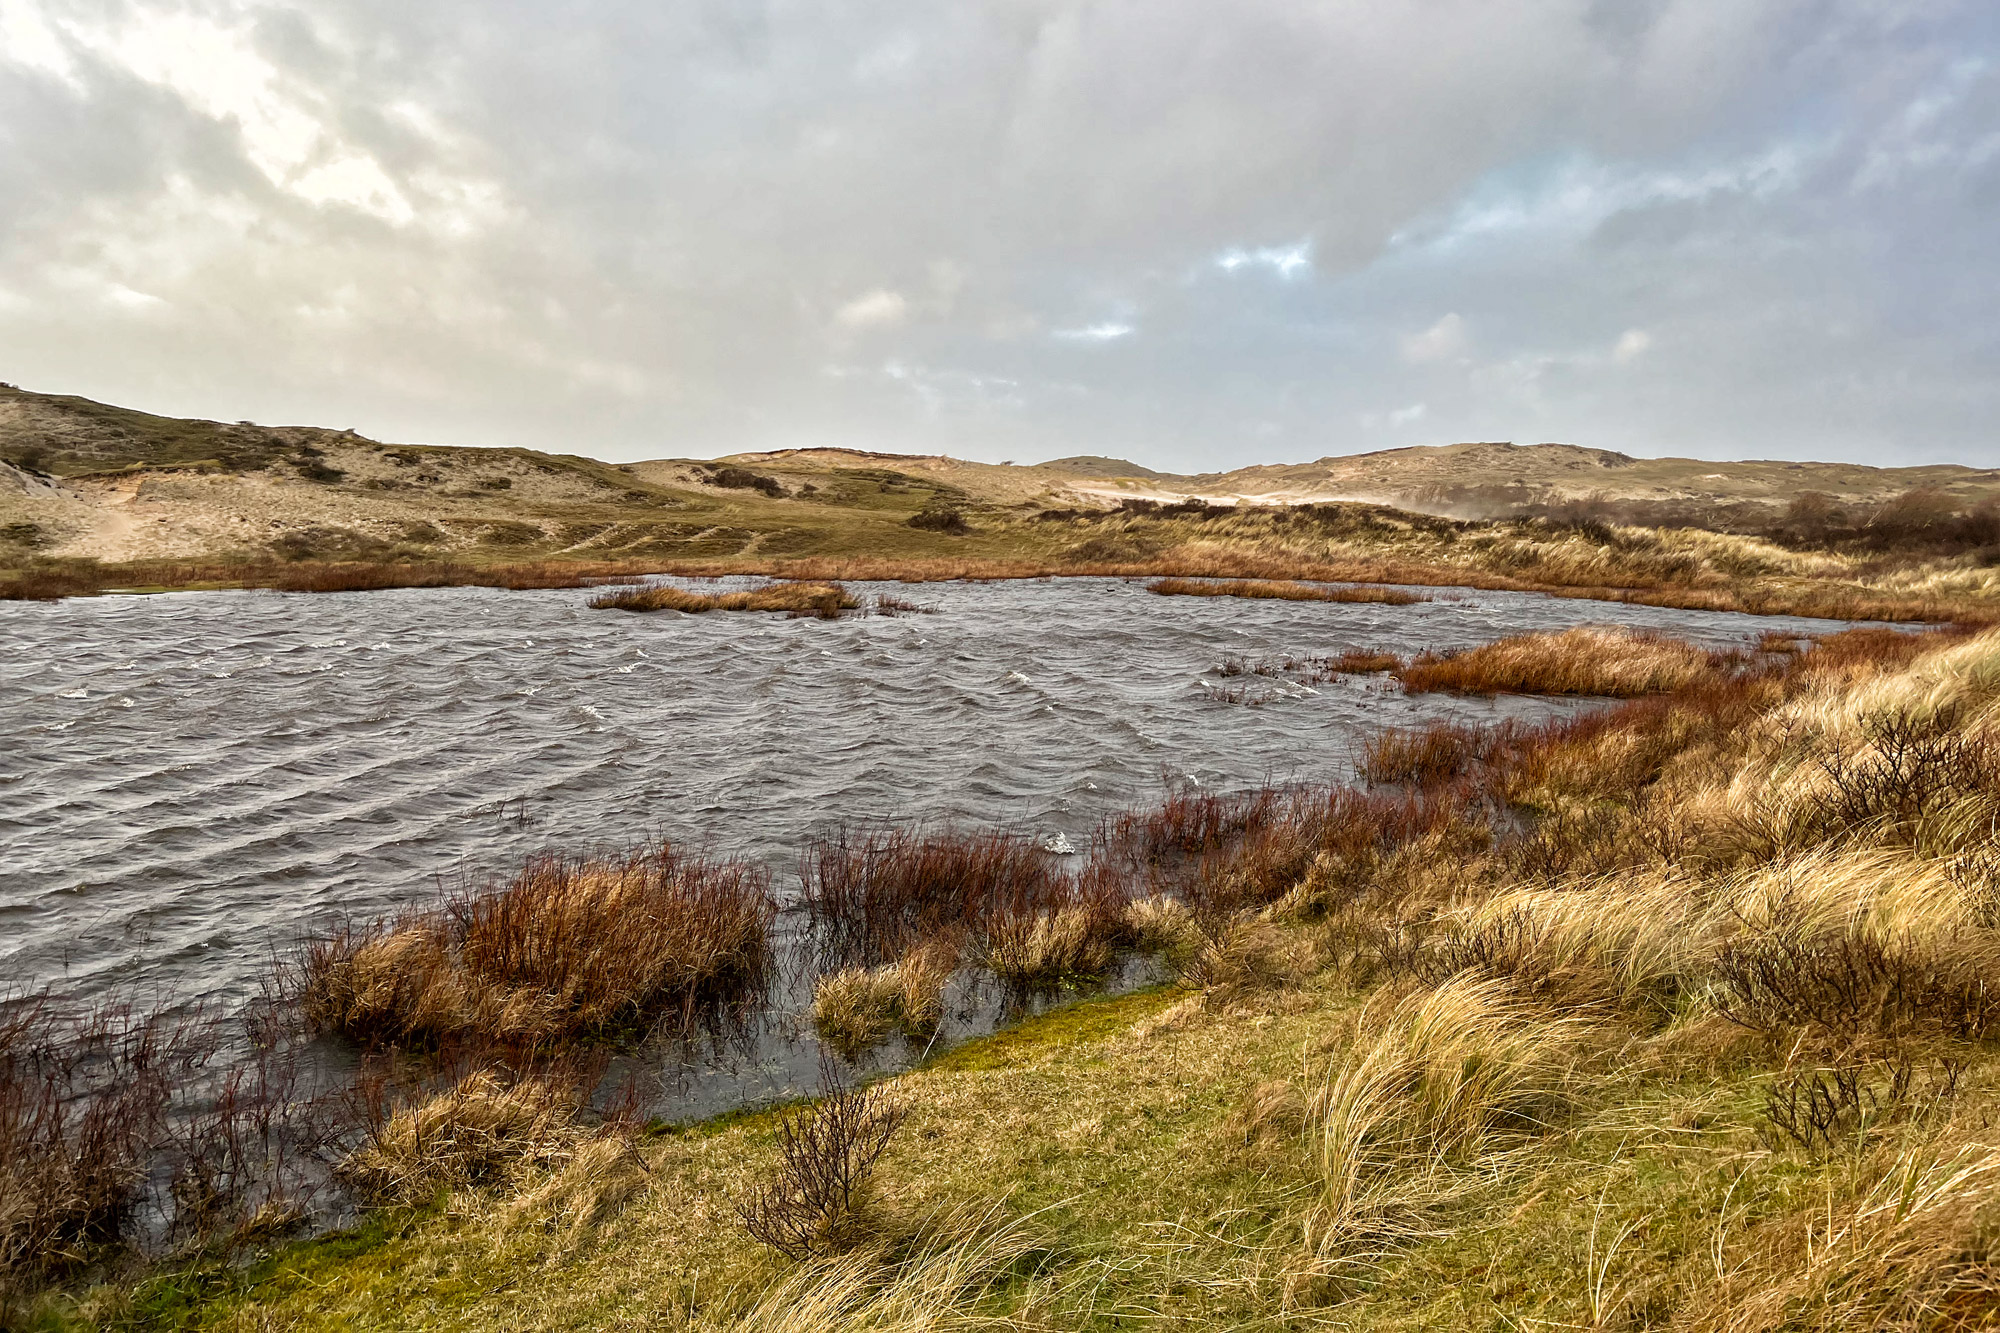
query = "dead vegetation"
(1396, 625, 1721, 695)
(736, 1081, 904, 1261)
(1146, 576, 1428, 605)
(589, 580, 860, 616)
(299, 844, 774, 1049)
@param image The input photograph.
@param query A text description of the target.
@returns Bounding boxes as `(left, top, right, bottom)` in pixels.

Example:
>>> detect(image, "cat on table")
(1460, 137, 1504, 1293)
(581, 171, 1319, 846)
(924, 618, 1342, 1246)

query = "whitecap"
(58, 688, 87, 699)
(1006, 670, 1032, 685)
(114, 697, 134, 708)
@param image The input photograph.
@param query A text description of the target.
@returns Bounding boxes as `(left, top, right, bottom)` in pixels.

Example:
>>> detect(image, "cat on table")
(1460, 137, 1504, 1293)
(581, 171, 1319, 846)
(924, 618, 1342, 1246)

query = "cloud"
(0, 0, 1992, 467)
(1400, 313, 1468, 364)
(1612, 328, 1652, 363)
(835, 289, 909, 330)
(1052, 322, 1135, 342)
(1216, 241, 1312, 279)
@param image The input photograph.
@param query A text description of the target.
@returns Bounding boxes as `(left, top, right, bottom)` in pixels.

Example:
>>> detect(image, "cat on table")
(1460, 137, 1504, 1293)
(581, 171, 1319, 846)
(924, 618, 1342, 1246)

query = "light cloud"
(835, 289, 910, 330)
(1216, 241, 1312, 280)
(1401, 313, 1468, 364)
(1053, 322, 1135, 342)
(1612, 329, 1653, 364)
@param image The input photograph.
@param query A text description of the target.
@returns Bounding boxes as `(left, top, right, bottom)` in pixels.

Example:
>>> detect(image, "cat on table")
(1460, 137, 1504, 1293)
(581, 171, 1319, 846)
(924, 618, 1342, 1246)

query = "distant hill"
(3, 381, 1998, 567)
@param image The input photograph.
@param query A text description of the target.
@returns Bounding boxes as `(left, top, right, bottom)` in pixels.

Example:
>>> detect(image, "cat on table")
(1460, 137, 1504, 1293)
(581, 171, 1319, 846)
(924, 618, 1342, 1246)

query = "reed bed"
(589, 580, 859, 616)
(299, 844, 773, 1048)
(1146, 577, 1427, 605)
(1396, 625, 1720, 696)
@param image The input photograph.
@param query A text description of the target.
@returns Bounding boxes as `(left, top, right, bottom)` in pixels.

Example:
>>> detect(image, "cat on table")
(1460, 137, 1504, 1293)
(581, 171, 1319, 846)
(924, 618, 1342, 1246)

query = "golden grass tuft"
(980, 904, 1118, 988)
(1397, 625, 1719, 696)
(734, 1205, 1051, 1333)
(337, 1071, 590, 1207)
(1304, 976, 1585, 1263)
(589, 579, 860, 616)
(811, 944, 958, 1056)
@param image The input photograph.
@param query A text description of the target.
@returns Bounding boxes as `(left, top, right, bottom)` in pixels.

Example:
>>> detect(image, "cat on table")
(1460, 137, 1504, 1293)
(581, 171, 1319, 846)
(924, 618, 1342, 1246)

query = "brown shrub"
(1361, 722, 1512, 786)
(800, 827, 1067, 964)
(1712, 926, 2000, 1042)
(738, 1082, 904, 1261)
(299, 844, 774, 1048)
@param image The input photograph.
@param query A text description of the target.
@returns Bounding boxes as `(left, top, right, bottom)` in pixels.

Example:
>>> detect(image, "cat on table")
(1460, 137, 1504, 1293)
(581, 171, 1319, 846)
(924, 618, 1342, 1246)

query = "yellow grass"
(1398, 625, 1717, 696)
(1145, 576, 1428, 605)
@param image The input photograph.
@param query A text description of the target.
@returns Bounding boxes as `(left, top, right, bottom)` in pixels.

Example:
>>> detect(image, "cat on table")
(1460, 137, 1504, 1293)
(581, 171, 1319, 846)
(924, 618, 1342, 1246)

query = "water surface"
(1, 577, 1855, 1016)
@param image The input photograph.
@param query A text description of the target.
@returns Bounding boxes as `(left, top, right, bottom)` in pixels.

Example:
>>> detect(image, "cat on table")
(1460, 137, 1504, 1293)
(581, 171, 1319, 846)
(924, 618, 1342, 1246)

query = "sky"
(1, 1, 1997, 472)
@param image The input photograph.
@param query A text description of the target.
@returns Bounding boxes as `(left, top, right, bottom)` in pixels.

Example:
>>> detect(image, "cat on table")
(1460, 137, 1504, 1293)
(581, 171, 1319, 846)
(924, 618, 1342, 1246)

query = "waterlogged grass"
(1145, 576, 1429, 605)
(1397, 624, 1720, 696)
(588, 580, 859, 616)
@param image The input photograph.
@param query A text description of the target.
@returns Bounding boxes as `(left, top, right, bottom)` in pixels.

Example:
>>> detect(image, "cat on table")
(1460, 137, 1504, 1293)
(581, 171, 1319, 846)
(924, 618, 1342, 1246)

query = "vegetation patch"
(1147, 576, 1428, 605)
(588, 579, 860, 616)
(299, 844, 774, 1049)
(1397, 624, 1722, 696)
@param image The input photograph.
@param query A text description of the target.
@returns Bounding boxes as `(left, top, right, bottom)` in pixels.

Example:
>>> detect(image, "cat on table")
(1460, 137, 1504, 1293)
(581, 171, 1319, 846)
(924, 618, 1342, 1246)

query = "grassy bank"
(23, 623, 2000, 1329)
(9, 496, 2000, 625)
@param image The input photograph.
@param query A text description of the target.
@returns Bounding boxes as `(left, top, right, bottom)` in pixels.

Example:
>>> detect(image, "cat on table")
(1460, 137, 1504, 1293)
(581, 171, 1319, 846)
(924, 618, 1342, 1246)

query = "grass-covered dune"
(24, 622, 2000, 1330)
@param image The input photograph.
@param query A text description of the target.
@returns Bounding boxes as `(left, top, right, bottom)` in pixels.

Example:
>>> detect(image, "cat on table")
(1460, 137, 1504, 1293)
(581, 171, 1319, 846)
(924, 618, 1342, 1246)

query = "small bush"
(738, 1083, 903, 1260)
(299, 844, 774, 1048)
(706, 466, 785, 497)
(907, 507, 970, 534)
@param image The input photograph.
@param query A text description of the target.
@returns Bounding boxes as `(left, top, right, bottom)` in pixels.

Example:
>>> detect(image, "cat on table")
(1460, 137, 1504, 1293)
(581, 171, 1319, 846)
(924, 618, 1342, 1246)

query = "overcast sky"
(2, 1, 1996, 471)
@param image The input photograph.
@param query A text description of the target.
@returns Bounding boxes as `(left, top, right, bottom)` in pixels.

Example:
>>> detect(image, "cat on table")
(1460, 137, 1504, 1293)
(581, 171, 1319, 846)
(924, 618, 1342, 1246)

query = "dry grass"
(0, 557, 653, 600)
(1303, 977, 1585, 1268)
(1146, 576, 1428, 605)
(299, 844, 773, 1048)
(589, 580, 859, 616)
(338, 1070, 592, 1207)
(1397, 625, 1720, 696)
(811, 945, 958, 1057)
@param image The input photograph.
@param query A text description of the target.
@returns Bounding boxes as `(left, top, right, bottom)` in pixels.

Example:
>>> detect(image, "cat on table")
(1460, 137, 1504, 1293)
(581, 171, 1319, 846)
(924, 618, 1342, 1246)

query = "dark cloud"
(0, 0, 1993, 468)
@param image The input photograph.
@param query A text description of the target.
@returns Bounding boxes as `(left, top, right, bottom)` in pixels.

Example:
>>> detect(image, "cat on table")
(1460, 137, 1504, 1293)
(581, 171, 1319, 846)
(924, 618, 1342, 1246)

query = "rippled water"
(2, 577, 1854, 1019)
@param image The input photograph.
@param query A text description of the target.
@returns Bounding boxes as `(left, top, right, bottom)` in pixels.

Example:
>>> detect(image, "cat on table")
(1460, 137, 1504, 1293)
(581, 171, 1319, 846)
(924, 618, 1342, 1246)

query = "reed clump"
(299, 844, 773, 1048)
(801, 828, 1071, 964)
(0, 1000, 192, 1292)
(1146, 577, 1427, 605)
(338, 1069, 594, 1207)
(811, 945, 958, 1056)
(589, 580, 860, 616)
(1397, 625, 1718, 696)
